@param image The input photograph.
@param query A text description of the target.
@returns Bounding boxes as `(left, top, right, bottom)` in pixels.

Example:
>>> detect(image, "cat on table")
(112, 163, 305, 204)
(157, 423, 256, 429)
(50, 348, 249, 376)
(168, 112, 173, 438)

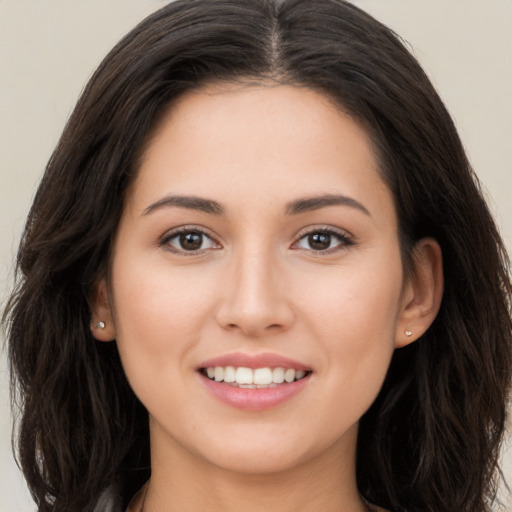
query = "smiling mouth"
(200, 366, 312, 388)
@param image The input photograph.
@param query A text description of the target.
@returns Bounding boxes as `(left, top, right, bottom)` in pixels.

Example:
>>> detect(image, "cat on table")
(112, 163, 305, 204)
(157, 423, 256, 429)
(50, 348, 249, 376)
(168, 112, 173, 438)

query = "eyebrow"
(142, 193, 370, 217)
(285, 194, 371, 216)
(143, 195, 224, 215)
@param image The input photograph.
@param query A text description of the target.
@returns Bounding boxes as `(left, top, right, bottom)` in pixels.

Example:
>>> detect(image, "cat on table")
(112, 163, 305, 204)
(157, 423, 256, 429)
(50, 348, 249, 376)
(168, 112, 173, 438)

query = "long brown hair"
(4, 1, 511, 511)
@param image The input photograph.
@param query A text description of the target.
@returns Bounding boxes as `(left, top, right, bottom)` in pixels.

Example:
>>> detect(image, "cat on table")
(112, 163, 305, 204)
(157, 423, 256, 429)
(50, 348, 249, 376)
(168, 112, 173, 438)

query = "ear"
(395, 238, 443, 348)
(90, 278, 116, 342)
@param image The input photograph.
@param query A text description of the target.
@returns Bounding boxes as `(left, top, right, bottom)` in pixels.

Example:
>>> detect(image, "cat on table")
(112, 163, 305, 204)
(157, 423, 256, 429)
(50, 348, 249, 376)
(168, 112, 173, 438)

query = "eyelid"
(158, 224, 353, 255)
(291, 225, 355, 252)
(159, 224, 222, 254)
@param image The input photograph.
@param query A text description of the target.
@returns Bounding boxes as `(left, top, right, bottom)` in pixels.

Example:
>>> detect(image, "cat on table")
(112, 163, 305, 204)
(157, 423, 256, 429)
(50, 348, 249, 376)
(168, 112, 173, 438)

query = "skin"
(92, 83, 443, 512)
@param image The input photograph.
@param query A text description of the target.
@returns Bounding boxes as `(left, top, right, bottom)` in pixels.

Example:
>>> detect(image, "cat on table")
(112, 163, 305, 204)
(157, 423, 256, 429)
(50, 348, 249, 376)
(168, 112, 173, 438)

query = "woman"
(3, 1, 511, 511)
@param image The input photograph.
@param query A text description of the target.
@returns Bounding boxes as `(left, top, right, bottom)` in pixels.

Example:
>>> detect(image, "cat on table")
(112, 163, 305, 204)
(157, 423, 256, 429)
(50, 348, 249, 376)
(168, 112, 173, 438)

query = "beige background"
(1, 1, 510, 510)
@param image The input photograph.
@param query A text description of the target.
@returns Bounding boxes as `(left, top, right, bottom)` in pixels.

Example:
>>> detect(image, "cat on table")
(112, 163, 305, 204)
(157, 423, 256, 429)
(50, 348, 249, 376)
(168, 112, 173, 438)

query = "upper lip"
(197, 352, 311, 371)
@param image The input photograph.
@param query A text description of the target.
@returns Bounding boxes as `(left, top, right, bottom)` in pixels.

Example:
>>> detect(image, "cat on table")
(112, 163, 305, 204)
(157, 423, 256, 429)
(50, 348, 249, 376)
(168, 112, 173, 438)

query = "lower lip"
(199, 373, 311, 411)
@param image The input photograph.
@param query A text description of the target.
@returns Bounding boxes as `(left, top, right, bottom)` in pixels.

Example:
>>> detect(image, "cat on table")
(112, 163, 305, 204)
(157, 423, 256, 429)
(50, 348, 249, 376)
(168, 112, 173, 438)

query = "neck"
(139, 421, 369, 512)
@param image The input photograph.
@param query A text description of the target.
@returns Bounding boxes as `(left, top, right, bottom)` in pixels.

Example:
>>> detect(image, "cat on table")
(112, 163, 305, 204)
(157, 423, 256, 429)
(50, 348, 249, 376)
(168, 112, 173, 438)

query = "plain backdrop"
(1, 1, 511, 511)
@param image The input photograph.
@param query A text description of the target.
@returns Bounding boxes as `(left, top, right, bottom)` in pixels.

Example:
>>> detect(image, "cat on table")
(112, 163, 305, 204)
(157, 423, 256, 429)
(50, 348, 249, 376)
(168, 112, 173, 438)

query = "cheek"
(110, 258, 215, 386)
(114, 255, 211, 328)
(297, 258, 402, 334)
(293, 254, 403, 390)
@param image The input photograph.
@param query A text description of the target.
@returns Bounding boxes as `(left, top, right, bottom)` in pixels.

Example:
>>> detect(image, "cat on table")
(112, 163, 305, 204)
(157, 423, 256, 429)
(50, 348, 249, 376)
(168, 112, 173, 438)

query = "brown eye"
(163, 229, 219, 253)
(294, 228, 352, 253)
(308, 232, 332, 251)
(179, 232, 204, 251)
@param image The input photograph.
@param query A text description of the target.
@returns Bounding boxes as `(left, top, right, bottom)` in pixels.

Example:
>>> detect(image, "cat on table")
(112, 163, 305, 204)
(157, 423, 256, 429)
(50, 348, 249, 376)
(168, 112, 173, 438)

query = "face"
(97, 84, 417, 476)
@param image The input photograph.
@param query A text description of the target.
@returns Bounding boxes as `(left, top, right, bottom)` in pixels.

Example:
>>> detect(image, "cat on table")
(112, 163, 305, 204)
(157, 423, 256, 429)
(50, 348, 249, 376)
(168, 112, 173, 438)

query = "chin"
(192, 427, 345, 477)
(208, 448, 310, 476)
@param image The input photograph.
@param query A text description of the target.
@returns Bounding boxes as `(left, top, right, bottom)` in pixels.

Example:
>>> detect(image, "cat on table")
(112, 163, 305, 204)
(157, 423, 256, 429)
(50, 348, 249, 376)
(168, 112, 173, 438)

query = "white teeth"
(214, 367, 224, 382)
(254, 367, 273, 385)
(295, 370, 306, 380)
(223, 366, 236, 383)
(272, 367, 285, 383)
(204, 366, 309, 385)
(235, 367, 253, 384)
(284, 368, 296, 383)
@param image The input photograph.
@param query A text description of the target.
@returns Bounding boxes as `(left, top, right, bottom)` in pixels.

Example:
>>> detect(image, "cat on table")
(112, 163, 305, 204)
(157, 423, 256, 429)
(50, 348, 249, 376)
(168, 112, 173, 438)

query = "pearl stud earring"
(405, 330, 412, 337)
(95, 321, 106, 329)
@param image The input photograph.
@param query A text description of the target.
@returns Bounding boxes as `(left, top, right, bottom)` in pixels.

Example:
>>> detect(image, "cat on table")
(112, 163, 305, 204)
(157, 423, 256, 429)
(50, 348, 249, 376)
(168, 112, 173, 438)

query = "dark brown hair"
(4, 1, 511, 511)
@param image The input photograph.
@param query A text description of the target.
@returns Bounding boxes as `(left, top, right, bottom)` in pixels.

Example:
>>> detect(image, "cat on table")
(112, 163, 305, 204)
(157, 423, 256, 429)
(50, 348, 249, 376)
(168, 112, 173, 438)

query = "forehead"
(129, 83, 394, 223)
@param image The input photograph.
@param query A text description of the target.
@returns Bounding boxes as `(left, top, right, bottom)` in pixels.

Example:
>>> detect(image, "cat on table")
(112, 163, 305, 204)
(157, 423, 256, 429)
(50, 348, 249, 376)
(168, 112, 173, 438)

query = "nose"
(215, 247, 295, 337)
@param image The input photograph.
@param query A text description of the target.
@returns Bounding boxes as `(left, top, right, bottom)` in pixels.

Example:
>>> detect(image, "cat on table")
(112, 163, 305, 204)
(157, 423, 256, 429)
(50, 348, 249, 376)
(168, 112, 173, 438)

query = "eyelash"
(159, 226, 220, 255)
(159, 226, 354, 255)
(292, 227, 354, 254)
